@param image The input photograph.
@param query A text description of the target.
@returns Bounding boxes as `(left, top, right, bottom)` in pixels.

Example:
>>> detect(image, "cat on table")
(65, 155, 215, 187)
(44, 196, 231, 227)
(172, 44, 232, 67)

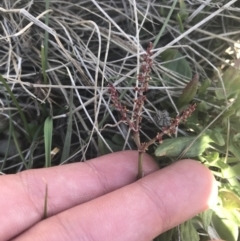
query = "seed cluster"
(108, 42, 196, 153)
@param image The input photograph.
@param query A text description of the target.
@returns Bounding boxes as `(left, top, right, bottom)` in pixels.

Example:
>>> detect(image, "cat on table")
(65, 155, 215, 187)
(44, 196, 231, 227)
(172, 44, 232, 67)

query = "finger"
(14, 159, 217, 241)
(0, 151, 158, 241)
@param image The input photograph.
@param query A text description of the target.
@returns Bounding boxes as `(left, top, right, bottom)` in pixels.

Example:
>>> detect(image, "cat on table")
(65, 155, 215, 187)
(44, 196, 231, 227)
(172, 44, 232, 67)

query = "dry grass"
(0, 1, 240, 240)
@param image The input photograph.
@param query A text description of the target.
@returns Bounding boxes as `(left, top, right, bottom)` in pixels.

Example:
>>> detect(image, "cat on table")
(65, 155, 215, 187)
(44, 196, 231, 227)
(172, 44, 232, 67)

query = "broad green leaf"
(221, 163, 240, 179)
(233, 133, 240, 143)
(229, 139, 240, 160)
(207, 159, 240, 181)
(207, 225, 222, 241)
(98, 138, 123, 155)
(106, 139, 123, 152)
(209, 128, 225, 146)
(161, 49, 192, 83)
(219, 189, 240, 210)
(222, 109, 236, 121)
(204, 151, 219, 164)
(199, 209, 214, 231)
(184, 111, 200, 131)
(197, 100, 211, 113)
(112, 134, 125, 146)
(155, 135, 212, 158)
(207, 159, 228, 169)
(178, 73, 199, 108)
(154, 229, 173, 241)
(98, 136, 107, 155)
(215, 67, 240, 100)
(180, 220, 199, 241)
(212, 208, 239, 241)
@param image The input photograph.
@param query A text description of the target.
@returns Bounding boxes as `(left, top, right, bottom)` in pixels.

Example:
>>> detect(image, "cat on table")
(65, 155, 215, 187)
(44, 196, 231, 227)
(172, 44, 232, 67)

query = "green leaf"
(98, 138, 123, 155)
(11, 125, 28, 169)
(153, 0, 178, 47)
(0, 75, 31, 141)
(197, 100, 211, 113)
(41, 45, 48, 84)
(203, 151, 219, 164)
(198, 78, 211, 96)
(233, 133, 240, 143)
(179, 0, 188, 21)
(198, 209, 214, 231)
(212, 208, 239, 241)
(219, 189, 240, 210)
(155, 135, 212, 158)
(209, 128, 225, 146)
(215, 67, 240, 100)
(178, 73, 199, 108)
(61, 89, 73, 163)
(44, 116, 53, 167)
(229, 139, 240, 160)
(176, 0, 188, 33)
(221, 163, 240, 179)
(207, 159, 228, 169)
(154, 229, 173, 241)
(180, 220, 199, 241)
(222, 109, 236, 121)
(176, 13, 184, 33)
(112, 134, 125, 146)
(161, 49, 192, 83)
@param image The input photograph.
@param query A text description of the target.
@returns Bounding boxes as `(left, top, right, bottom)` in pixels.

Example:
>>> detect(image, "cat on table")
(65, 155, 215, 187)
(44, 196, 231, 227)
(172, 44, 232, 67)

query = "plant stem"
(137, 152, 144, 179)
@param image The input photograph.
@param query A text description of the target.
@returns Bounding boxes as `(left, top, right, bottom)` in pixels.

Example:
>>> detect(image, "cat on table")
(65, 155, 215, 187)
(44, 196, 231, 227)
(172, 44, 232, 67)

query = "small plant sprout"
(109, 42, 196, 179)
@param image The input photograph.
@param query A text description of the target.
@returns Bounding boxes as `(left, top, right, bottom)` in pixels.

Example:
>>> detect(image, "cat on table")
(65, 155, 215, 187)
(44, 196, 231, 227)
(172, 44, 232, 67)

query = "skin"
(0, 151, 217, 241)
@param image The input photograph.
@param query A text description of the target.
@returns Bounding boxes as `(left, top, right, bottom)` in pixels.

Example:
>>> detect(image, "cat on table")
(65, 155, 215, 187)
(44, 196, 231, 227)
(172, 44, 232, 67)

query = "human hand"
(0, 151, 217, 241)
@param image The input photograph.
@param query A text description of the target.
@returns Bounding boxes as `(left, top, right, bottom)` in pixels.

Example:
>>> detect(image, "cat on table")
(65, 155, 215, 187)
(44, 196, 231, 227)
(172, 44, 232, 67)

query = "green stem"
(153, 0, 178, 47)
(137, 152, 144, 179)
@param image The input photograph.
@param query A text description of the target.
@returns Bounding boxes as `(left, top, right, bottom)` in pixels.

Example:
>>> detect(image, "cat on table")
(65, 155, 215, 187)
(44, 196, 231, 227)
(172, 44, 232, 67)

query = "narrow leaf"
(178, 73, 199, 108)
(0, 75, 31, 141)
(61, 89, 73, 163)
(44, 116, 53, 167)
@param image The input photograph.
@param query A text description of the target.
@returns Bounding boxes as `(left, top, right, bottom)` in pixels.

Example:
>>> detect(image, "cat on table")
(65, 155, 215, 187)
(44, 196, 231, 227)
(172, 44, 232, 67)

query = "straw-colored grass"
(0, 1, 240, 240)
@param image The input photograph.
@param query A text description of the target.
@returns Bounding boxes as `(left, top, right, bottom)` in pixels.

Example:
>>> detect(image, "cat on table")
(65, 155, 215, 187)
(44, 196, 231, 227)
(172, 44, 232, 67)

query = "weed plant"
(0, 0, 240, 240)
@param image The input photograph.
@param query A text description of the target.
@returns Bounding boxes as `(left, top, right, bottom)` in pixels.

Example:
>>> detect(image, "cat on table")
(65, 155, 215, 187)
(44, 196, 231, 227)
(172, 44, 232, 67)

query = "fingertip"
(136, 158, 218, 234)
(179, 159, 218, 209)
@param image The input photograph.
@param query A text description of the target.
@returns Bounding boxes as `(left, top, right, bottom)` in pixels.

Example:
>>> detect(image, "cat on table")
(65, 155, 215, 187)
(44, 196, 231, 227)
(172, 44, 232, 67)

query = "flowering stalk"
(108, 43, 196, 179)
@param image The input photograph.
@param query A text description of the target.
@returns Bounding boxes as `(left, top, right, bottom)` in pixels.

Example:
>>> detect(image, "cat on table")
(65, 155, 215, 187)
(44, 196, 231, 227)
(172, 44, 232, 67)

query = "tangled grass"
(0, 0, 240, 240)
